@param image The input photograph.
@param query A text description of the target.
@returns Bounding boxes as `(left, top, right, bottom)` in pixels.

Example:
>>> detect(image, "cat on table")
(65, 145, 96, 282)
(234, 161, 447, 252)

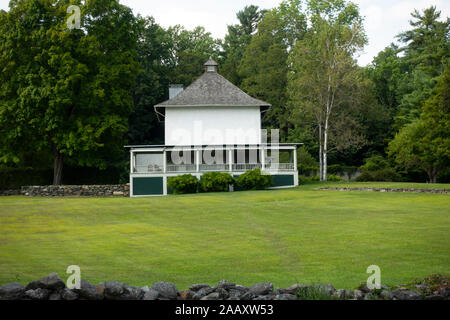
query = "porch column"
(163, 150, 167, 173)
(130, 150, 134, 174)
(196, 149, 200, 172)
(228, 149, 233, 172)
(261, 146, 265, 171)
(293, 147, 298, 172)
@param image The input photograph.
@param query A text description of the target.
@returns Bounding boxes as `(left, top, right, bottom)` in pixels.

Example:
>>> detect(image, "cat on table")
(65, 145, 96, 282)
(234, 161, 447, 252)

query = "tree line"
(0, 0, 448, 185)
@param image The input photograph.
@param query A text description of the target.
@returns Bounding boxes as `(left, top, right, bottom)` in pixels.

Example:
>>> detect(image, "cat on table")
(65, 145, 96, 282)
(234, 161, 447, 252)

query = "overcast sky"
(0, 0, 449, 66)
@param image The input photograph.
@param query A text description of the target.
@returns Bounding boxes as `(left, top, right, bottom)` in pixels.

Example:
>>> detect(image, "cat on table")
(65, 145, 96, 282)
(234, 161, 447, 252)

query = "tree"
(129, 16, 172, 145)
(220, 5, 266, 86)
(167, 25, 221, 87)
(393, 6, 449, 129)
(239, 0, 307, 137)
(288, 0, 367, 181)
(388, 67, 450, 183)
(0, 0, 139, 185)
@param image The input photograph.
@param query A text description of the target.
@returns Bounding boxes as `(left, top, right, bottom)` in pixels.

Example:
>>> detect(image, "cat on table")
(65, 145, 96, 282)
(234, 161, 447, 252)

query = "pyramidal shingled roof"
(155, 61, 271, 108)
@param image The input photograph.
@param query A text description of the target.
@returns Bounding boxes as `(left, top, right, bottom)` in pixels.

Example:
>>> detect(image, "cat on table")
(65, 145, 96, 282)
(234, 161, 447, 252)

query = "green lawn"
(0, 182, 449, 290)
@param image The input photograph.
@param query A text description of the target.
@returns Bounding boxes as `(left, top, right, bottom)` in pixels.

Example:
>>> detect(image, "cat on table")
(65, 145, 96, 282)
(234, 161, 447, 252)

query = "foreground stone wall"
(320, 187, 450, 194)
(0, 273, 448, 300)
(20, 185, 130, 197)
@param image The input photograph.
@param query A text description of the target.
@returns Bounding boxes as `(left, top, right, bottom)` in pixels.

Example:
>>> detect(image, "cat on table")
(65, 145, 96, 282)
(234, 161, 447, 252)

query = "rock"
(392, 290, 422, 300)
(344, 289, 354, 299)
(152, 282, 178, 300)
(121, 284, 144, 300)
(38, 273, 65, 291)
(192, 287, 214, 300)
(333, 289, 345, 299)
(74, 280, 103, 300)
(321, 284, 335, 295)
(104, 281, 124, 299)
(273, 294, 297, 300)
(61, 288, 78, 300)
(49, 292, 62, 300)
(228, 288, 245, 299)
(364, 293, 377, 300)
(25, 280, 41, 291)
(0, 283, 25, 300)
(379, 290, 393, 300)
(179, 290, 194, 300)
(25, 288, 50, 300)
(279, 284, 307, 295)
(253, 295, 271, 300)
(240, 291, 256, 300)
(143, 288, 160, 300)
(249, 282, 273, 296)
(189, 284, 211, 292)
(425, 295, 445, 300)
(201, 292, 221, 300)
(216, 288, 229, 300)
(96, 284, 105, 296)
(227, 296, 240, 300)
(217, 280, 236, 290)
(353, 289, 365, 300)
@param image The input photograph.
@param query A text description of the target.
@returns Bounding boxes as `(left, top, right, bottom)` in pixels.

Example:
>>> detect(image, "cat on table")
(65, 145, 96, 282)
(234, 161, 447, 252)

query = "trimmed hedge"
(199, 172, 234, 193)
(235, 168, 272, 190)
(167, 174, 199, 194)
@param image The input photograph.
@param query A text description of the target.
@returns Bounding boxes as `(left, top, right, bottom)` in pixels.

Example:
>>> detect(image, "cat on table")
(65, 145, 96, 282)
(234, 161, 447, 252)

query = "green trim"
(271, 175, 294, 187)
(133, 177, 164, 196)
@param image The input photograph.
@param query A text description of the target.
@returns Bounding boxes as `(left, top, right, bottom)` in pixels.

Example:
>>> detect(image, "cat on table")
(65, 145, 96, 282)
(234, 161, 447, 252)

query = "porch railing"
(134, 163, 296, 173)
(232, 163, 262, 171)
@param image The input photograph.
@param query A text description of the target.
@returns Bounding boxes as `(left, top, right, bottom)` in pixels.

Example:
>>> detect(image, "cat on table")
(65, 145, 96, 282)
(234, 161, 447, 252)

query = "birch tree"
(288, 0, 366, 180)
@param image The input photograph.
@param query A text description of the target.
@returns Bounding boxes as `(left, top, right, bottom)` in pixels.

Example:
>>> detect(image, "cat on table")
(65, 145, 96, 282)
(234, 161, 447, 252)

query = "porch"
(128, 144, 299, 175)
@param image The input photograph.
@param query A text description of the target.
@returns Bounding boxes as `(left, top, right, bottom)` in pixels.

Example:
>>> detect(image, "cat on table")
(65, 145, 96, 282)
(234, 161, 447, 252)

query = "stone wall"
(20, 185, 130, 197)
(320, 187, 450, 194)
(0, 273, 448, 300)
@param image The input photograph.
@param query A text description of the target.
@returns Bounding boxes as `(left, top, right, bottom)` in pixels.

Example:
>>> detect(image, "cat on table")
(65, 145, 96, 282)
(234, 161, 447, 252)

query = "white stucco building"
(126, 59, 301, 196)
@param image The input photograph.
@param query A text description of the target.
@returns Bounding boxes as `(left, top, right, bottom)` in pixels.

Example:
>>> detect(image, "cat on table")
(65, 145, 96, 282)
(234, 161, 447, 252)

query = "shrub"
(355, 155, 402, 182)
(326, 174, 344, 182)
(167, 174, 199, 194)
(0, 167, 52, 190)
(235, 169, 272, 190)
(199, 172, 234, 193)
(296, 284, 337, 300)
(298, 175, 320, 184)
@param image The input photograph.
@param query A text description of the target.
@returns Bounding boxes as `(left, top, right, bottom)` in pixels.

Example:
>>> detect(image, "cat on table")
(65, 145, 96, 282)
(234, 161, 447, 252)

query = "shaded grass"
(0, 183, 449, 290)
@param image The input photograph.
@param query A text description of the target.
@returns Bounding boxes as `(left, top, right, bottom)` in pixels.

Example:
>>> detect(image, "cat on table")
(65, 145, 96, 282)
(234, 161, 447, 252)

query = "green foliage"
(0, 166, 122, 190)
(326, 174, 344, 182)
(356, 155, 401, 182)
(167, 174, 199, 194)
(239, 0, 307, 134)
(199, 172, 234, 193)
(235, 169, 273, 190)
(355, 168, 401, 182)
(167, 25, 221, 86)
(129, 16, 172, 145)
(297, 146, 318, 168)
(0, 168, 52, 191)
(0, 0, 140, 184)
(296, 284, 336, 300)
(220, 5, 266, 86)
(388, 67, 450, 183)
